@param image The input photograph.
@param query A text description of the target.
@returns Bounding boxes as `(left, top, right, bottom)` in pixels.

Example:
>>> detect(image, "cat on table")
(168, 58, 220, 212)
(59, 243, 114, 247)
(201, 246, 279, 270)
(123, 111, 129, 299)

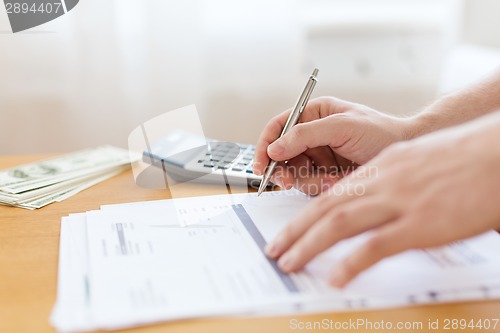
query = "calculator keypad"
(196, 142, 255, 174)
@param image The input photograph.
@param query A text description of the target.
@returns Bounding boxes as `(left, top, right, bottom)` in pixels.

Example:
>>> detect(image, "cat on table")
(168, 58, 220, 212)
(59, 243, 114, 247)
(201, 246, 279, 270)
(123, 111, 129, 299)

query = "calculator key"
(197, 159, 204, 163)
(226, 150, 235, 154)
(203, 163, 215, 168)
(210, 142, 223, 149)
(210, 159, 220, 162)
(246, 169, 254, 174)
(232, 167, 244, 172)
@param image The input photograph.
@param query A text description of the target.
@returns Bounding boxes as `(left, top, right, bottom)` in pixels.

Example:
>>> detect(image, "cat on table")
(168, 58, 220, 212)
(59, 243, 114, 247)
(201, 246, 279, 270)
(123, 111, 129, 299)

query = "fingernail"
(329, 266, 347, 288)
(268, 140, 285, 155)
(254, 161, 265, 176)
(265, 242, 279, 258)
(274, 175, 284, 188)
(321, 181, 331, 192)
(278, 253, 293, 272)
(321, 177, 335, 192)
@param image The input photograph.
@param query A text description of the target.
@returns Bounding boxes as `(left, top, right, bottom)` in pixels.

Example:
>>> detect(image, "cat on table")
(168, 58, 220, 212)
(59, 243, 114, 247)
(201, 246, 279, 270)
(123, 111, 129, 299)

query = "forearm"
(406, 68, 500, 139)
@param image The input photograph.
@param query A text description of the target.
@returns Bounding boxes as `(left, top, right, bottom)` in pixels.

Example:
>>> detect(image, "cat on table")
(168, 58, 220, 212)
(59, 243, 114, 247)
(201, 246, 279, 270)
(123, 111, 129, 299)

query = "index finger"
(253, 109, 292, 176)
(329, 222, 415, 287)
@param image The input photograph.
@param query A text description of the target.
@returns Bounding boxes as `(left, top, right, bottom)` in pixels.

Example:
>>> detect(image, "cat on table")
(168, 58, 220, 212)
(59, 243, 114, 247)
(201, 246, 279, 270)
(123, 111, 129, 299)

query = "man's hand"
(265, 111, 500, 287)
(253, 97, 414, 194)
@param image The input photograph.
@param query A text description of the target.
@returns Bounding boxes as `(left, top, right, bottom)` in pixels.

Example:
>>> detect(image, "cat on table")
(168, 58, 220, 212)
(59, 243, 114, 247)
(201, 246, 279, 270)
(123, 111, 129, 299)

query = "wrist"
(400, 114, 433, 141)
(401, 115, 426, 141)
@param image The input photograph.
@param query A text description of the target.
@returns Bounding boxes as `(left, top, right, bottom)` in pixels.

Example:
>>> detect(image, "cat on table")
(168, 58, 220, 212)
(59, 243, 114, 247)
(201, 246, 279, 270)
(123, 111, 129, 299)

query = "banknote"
(0, 146, 134, 189)
(18, 167, 128, 209)
(2, 161, 135, 195)
(0, 167, 121, 203)
(0, 146, 138, 210)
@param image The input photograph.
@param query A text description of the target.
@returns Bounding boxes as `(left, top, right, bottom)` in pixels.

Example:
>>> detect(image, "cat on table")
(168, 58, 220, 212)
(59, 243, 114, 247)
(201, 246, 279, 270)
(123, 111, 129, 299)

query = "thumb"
(267, 118, 338, 161)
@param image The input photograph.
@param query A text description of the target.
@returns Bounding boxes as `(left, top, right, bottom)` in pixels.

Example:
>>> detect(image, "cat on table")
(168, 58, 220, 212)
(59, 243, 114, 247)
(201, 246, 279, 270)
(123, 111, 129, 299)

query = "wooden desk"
(1, 156, 499, 333)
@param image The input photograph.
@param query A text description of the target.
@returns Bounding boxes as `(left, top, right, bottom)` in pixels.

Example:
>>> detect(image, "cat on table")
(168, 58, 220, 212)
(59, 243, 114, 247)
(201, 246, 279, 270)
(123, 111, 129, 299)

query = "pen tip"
(257, 182, 266, 196)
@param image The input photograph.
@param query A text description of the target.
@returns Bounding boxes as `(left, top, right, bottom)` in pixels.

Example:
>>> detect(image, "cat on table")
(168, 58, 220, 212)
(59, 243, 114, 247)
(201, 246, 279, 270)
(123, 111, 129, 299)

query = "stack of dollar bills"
(0, 146, 138, 210)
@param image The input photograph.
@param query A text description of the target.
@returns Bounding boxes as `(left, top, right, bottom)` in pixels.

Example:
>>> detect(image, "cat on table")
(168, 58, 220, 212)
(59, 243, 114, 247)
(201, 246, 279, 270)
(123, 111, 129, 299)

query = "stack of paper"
(0, 146, 137, 209)
(51, 191, 500, 332)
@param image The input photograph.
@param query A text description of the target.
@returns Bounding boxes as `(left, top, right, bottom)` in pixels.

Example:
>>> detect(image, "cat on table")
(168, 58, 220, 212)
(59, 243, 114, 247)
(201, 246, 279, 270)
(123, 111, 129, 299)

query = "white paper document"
(51, 191, 500, 332)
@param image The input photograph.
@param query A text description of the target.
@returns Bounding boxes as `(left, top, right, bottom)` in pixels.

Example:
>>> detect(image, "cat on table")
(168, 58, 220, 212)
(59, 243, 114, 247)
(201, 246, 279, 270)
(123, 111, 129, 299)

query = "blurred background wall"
(1, 0, 499, 154)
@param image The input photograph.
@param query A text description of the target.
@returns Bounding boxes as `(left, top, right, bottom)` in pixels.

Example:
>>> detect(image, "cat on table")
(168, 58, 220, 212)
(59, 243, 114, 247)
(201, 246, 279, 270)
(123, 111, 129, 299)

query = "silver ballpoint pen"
(257, 68, 319, 196)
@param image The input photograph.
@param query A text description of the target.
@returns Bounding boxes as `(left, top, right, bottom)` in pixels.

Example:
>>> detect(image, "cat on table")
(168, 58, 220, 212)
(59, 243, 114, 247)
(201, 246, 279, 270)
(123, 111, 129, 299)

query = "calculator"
(143, 130, 265, 188)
